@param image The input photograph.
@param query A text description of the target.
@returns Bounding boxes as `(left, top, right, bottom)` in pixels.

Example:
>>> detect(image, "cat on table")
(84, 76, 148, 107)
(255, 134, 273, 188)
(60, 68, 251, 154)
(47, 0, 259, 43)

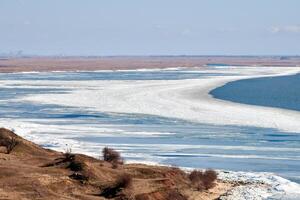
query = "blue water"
(0, 70, 299, 183)
(0, 70, 236, 81)
(210, 73, 300, 111)
(206, 63, 231, 67)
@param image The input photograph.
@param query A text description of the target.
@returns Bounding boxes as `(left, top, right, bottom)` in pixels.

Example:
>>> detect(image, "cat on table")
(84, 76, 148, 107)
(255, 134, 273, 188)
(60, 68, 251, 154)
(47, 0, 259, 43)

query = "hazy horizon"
(1, 0, 300, 56)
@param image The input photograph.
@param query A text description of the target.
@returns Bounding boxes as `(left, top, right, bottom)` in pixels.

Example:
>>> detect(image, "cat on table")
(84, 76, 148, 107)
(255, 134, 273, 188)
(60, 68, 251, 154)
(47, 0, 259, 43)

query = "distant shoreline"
(0, 56, 299, 73)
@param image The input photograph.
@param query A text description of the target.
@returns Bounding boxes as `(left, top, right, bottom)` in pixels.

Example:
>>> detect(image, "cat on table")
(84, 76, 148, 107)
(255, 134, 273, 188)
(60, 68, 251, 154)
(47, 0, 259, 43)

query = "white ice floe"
(16, 66, 300, 133)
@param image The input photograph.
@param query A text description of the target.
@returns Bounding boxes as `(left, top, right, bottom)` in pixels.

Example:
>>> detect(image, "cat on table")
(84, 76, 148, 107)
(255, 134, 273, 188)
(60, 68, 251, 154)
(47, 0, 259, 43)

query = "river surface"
(210, 73, 300, 112)
(0, 68, 299, 183)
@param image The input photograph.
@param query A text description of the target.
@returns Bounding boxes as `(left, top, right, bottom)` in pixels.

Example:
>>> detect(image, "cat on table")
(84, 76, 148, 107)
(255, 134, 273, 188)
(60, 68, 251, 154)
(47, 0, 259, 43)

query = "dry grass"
(0, 128, 233, 200)
(166, 189, 188, 200)
(135, 189, 187, 200)
(69, 172, 89, 183)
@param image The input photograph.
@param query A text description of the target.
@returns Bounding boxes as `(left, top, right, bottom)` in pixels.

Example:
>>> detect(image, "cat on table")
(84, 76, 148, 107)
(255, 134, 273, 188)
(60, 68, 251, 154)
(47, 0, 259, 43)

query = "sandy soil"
(0, 128, 235, 200)
(0, 56, 299, 73)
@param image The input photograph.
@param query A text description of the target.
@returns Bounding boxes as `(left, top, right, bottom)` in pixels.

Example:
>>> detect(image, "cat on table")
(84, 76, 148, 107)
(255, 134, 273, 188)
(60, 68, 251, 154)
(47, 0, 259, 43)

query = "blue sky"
(1, 0, 300, 56)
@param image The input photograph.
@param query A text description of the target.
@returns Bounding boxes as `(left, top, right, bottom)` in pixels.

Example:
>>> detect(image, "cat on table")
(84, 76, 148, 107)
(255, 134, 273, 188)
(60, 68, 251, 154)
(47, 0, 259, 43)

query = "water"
(0, 69, 299, 184)
(0, 70, 235, 81)
(210, 73, 300, 111)
(206, 63, 231, 67)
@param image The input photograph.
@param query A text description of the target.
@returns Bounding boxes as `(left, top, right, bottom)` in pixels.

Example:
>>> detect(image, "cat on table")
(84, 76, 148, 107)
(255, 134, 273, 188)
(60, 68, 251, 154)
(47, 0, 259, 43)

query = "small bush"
(102, 147, 123, 167)
(64, 148, 75, 161)
(63, 149, 84, 172)
(189, 169, 217, 190)
(68, 160, 84, 172)
(189, 170, 202, 182)
(202, 169, 217, 189)
(42, 149, 76, 168)
(0, 136, 19, 154)
(100, 174, 132, 198)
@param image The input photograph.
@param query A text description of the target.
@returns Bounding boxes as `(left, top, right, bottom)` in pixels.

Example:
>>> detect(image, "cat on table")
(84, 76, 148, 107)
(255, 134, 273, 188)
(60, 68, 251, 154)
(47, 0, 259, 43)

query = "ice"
(17, 67, 300, 133)
(1, 66, 300, 199)
(218, 171, 300, 200)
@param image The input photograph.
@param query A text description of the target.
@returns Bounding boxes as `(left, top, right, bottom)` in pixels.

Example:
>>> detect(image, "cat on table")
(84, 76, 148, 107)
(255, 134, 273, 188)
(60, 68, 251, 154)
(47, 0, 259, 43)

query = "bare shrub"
(64, 148, 74, 161)
(0, 136, 19, 154)
(189, 170, 202, 182)
(116, 174, 132, 189)
(68, 160, 84, 172)
(100, 174, 132, 198)
(6, 136, 18, 154)
(41, 149, 76, 168)
(189, 169, 217, 190)
(42, 148, 84, 173)
(63, 149, 84, 172)
(102, 147, 123, 167)
(202, 169, 217, 189)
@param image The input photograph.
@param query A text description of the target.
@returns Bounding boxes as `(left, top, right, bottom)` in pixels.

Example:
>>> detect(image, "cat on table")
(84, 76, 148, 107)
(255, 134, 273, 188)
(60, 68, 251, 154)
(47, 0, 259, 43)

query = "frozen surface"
(0, 66, 300, 199)
(17, 67, 300, 133)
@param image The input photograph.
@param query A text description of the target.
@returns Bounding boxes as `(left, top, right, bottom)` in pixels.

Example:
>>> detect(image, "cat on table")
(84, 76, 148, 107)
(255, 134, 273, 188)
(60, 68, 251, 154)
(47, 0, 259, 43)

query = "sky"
(1, 0, 300, 56)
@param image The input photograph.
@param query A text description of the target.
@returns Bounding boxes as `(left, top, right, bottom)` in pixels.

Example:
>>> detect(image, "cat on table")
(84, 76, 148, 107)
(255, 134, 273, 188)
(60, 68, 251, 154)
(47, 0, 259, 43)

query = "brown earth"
(0, 56, 299, 73)
(0, 128, 234, 200)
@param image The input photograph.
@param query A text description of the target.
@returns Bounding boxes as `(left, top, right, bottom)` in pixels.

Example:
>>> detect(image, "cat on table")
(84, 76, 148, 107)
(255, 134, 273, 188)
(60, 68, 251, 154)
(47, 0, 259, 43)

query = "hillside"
(0, 128, 234, 200)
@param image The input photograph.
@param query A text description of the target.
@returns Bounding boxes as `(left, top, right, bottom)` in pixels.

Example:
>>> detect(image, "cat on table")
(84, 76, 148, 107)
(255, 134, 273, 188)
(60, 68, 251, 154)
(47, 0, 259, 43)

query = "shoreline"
(1, 67, 300, 199)
(1, 127, 300, 199)
(0, 56, 300, 73)
(0, 67, 299, 180)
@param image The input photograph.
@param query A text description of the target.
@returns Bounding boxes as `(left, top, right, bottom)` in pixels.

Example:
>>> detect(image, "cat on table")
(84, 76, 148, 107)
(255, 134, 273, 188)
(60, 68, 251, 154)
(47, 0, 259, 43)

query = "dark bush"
(202, 169, 217, 189)
(0, 136, 19, 154)
(189, 170, 202, 183)
(41, 149, 76, 168)
(42, 149, 85, 172)
(63, 149, 84, 172)
(189, 169, 217, 190)
(68, 160, 84, 172)
(115, 174, 132, 189)
(100, 174, 132, 198)
(102, 147, 123, 167)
